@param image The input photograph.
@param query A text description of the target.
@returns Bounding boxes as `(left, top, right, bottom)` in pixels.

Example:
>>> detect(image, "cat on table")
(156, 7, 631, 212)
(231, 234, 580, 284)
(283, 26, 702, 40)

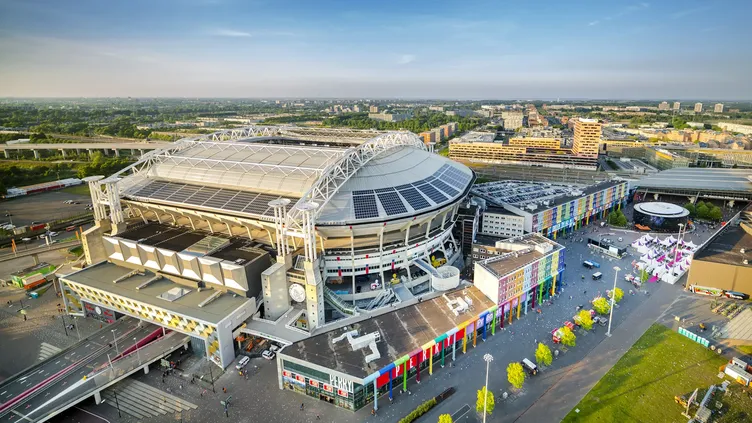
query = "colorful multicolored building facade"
(473, 234, 565, 321)
(276, 285, 527, 412)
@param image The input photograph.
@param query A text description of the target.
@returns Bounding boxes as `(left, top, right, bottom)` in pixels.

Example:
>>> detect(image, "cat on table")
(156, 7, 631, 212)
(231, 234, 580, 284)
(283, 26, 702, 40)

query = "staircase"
(365, 289, 395, 310)
(323, 286, 359, 316)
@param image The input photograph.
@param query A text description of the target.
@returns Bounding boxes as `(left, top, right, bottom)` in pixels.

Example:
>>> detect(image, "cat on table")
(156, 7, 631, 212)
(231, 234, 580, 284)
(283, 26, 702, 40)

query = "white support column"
(379, 227, 386, 292)
(441, 212, 448, 230)
(351, 229, 356, 304)
(269, 199, 291, 257)
(404, 223, 412, 284)
(104, 180, 125, 225)
(82, 176, 106, 222)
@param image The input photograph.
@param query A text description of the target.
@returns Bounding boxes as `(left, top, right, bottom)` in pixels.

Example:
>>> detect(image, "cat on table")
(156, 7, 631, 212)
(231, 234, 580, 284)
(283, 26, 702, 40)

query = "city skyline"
(0, 0, 751, 99)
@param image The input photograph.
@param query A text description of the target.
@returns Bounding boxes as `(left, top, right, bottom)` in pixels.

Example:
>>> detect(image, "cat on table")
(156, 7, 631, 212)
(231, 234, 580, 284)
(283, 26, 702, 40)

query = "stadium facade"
(60, 126, 475, 368)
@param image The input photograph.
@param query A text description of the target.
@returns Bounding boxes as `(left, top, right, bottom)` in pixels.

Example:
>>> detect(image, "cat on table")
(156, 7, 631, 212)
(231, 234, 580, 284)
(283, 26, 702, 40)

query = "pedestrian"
(223, 387, 227, 393)
(300, 403, 304, 411)
(317, 416, 320, 420)
(179, 384, 183, 390)
(584, 290, 587, 295)
(23, 315, 27, 321)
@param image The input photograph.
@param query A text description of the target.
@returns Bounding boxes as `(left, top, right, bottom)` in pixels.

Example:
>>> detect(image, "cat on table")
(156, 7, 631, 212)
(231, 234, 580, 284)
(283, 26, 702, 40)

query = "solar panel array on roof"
(352, 190, 374, 195)
(130, 180, 296, 217)
(416, 183, 448, 203)
(398, 187, 431, 211)
(353, 194, 380, 219)
(377, 191, 408, 216)
(431, 179, 459, 197)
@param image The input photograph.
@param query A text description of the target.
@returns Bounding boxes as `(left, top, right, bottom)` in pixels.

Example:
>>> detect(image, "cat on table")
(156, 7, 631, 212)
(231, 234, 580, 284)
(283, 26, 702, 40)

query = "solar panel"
(352, 190, 374, 195)
(353, 194, 379, 219)
(395, 183, 414, 191)
(416, 183, 448, 204)
(377, 192, 408, 216)
(375, 187, 396, 193)
(126, 180, 298, 218)
(398, 187, 430, 210)
(432, 180, 459, 197)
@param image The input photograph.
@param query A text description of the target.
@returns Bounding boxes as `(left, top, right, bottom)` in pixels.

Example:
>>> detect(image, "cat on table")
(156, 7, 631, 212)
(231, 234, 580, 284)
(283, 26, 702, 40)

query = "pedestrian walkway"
(37, 342, 61, 361)
(100, 378, 197, 419)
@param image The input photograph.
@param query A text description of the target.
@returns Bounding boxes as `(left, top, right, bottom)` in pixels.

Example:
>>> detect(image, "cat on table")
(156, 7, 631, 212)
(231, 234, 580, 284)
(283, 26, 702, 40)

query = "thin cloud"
(211, 29, 252, 38)
(671, 6, 711, 19)
(587, 2, 649, 27)
(397, 54, 415, 65)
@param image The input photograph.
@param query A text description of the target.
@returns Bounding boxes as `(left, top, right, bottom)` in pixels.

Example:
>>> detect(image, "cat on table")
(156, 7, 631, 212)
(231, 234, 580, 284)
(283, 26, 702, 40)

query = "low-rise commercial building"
(472, 180, 629, 238)
(686, 205, 752, 295)
(508, 137, 561, 149)
(474, 233, 564, 315)
(449, 138, 598, 170)
(500, 111, 524, 130)
(645, 148, 691, 170)
(480, 206, 525, 238)
(277, 285, 497, 411)
(369, 112, 410, 122)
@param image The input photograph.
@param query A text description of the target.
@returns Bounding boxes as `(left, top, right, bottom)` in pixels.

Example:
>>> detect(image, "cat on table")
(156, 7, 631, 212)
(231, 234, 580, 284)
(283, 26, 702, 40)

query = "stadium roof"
(635, 168, 752, 195)
(117, 127, 473, 226)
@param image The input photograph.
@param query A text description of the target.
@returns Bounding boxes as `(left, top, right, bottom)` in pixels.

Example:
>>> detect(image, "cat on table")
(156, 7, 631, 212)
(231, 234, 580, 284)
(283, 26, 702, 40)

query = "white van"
(592, 272, 603, 280)
(521, 358, 538, 375)
(235, 355, 250, 369)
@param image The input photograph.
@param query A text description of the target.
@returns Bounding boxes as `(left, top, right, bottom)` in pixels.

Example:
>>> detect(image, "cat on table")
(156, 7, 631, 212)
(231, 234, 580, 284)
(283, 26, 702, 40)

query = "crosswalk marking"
(37, 343, 62, 362)
(101, 379, 197, 419)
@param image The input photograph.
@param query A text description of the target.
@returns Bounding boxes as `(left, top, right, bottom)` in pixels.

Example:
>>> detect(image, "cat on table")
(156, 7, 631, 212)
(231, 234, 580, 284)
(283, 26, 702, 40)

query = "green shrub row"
(398, 398, 437, 423)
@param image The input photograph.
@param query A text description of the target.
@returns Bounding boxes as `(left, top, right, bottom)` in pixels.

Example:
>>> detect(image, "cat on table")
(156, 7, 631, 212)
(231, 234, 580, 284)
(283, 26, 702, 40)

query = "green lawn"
(61, 184, 90, 196)
(563, 324, 752, 423)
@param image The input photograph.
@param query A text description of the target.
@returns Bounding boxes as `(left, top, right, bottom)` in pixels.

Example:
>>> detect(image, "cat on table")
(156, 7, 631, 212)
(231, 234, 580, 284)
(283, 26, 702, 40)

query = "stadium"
(61, 126, 474, 368)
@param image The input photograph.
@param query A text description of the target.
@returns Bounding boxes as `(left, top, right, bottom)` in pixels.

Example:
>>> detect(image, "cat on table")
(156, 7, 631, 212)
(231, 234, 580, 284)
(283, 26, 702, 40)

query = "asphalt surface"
(0, 318, 160, 422)
(1, 191, 92, 228)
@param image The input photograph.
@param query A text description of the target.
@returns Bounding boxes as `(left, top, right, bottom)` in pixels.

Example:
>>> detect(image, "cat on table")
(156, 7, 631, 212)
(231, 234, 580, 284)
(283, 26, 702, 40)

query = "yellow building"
(449, 142, 597, 169)
(573, 118, 601, 157)
(508, 137, 561, 149)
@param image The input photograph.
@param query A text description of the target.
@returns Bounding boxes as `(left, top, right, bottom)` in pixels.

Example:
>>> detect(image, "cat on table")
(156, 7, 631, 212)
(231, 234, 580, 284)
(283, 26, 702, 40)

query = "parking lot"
(1, 190, 92, 227)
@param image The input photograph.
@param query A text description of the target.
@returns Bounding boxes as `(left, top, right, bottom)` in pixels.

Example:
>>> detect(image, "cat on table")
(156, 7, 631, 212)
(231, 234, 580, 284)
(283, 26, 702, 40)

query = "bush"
(439, 414, 453, 423)
(696, 204, 709, 219)
(610, 287, 624, 304)
(476, 386, 495, 415)
(593, 297, 611, 315)
(708, 206, 722, 222)
(399, 398, 437, 423)
(535, 342, 553, 366)
(507, 362, 525, 389)
(683, 203, 696, 217)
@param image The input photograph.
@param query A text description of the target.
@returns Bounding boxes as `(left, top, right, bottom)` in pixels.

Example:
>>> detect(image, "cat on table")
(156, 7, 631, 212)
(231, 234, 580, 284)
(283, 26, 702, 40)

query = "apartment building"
(658, 101, 670, 111)
(368, 112, 410, 122)
(573, 118, 602, 157)
(500, 111, 524, 130)
(714, 103, 724, 113)
(694, 103, 703, 113)
(509, 137, 561, 149)
(673, 102, 681, 111)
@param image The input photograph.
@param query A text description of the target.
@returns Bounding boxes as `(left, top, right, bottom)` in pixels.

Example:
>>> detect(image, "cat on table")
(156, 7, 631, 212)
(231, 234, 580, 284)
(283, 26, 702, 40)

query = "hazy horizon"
(1, 0, 751, 99)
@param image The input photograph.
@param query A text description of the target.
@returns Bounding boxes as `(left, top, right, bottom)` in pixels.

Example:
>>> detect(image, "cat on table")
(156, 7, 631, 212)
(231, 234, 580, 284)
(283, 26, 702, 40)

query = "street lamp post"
(482, 353, 494, 423)
(74, 316, 81, 340)
(111, 330, 119, 355)
(61, 314, 69, 337)
(134, 337, 142, 364)
(607, 266, 621, 337)
(113, 389, 122, 418)
(208, 358, 216, 393)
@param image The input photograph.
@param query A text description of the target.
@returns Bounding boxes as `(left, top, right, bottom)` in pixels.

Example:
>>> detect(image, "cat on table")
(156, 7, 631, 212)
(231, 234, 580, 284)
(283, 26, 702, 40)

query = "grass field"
(60, 184, 90, 196)
(563, 324, 752, 423)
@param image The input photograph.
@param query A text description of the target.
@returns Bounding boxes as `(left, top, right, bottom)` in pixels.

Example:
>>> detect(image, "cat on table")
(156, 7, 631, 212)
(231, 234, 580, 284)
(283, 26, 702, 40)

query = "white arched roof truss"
(285, 131, 427, 232)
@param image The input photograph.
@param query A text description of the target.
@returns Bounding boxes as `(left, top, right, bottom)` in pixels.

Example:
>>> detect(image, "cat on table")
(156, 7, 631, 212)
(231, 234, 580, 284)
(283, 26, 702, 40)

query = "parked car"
(262, 350, 275, 360)
(48, 231, 59, 237)
(269, 344, 281, 353)
(725, 291, 750, 300)
(521, 358, 538, 375)
(235, 355, 250, 369)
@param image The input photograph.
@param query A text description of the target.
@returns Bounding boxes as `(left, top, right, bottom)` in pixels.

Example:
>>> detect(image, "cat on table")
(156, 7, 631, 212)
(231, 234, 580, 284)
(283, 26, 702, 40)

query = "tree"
(615, 213, 628, 227)
(559, 326, 577, 347)
(507, 362, 525, 389)
(696, 200, 706, 209)
(476, 386, 496, 415)
(576, 309, 594, 331)
(535, 342, 553, 366)
(609, 287, 624, 303)
(708, 206, 723, 222)
(439, 414, 454, 423)
(683, 203, 696, 217)
(593, 297, 611, 315)
(696, 204, 709, 219)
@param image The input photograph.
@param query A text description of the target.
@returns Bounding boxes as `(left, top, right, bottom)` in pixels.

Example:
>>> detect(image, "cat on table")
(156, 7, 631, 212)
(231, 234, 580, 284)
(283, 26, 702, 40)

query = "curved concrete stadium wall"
(432, 266, 460, 291)
(633, 209, 689, 232)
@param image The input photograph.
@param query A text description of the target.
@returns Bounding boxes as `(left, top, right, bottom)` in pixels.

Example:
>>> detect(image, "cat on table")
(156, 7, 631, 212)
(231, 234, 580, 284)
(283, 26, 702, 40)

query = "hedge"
(398, 398, 438, 423)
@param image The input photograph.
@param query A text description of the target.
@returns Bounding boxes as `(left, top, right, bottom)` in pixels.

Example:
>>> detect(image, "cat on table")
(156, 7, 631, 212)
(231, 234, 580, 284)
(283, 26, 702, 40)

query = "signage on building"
(322, 383, 334, 393)
(309, 379, 319, 388)
(329, 375, 354, 393)
(83, 302, 120, 324)
(337, 389, 349, 398)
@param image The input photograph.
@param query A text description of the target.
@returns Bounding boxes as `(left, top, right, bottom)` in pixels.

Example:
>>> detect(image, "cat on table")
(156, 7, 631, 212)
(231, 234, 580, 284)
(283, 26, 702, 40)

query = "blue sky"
(0, 0, 750, 99)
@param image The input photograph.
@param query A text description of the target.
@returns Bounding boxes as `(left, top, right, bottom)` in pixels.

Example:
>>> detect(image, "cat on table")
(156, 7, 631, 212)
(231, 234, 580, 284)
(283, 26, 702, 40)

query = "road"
(0, 240, 82, 263)
(0, 142, 166, 153)
(0, 318, 161, 422)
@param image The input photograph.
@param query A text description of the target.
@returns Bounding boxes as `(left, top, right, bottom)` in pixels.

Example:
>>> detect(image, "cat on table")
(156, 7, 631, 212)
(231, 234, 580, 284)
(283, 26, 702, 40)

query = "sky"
(0, 0, 750, 99)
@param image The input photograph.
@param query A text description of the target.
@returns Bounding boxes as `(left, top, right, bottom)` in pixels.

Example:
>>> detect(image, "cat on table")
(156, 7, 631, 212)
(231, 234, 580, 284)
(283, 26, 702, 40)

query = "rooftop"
(693, 206, 752, 267)
(478, 233, 563, 278)
(61, 261, 252, 324)
(471, 179, 624, 211)
(281, 285, 495, 380)
(635, 168, 752, 194)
